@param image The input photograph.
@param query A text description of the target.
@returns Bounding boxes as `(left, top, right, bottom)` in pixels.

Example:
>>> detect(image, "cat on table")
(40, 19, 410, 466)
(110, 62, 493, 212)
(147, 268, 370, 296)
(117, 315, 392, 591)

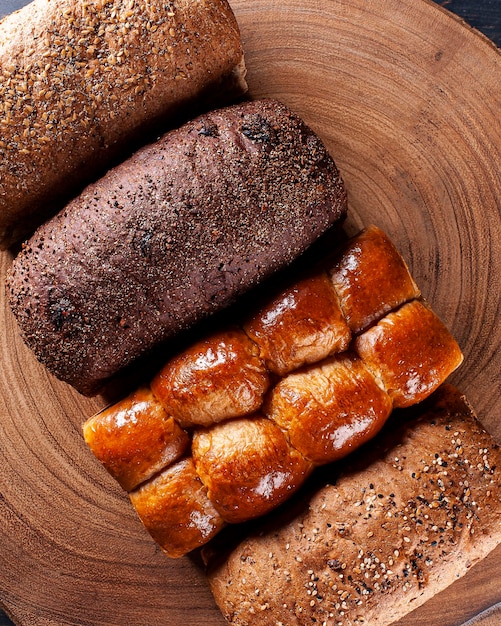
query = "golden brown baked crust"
(355, 300, 464, 407)
(244, 272, 351, 376)
(0, 0, 247, 248)
(130, 457, 226, 558)
(83, 387, 189, 491)
(192, 414, 313, 523)
(206, 384, 501, 626)
(266, 352, 393, 464)
(151, 329, 270, 428)
(329, 225, 420, 333)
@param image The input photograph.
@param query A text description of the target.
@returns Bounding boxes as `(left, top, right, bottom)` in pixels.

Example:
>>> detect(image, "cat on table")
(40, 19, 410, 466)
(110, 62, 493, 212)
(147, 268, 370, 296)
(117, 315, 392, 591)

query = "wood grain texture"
(0, 0, 500, 625)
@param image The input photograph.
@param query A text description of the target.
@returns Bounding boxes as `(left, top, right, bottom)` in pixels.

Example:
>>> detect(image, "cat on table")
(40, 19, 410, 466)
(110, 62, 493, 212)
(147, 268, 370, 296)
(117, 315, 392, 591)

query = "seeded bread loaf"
(7, 98, 347, 396)
(0, 0, 247, 249)
(206, 384, 501, 626)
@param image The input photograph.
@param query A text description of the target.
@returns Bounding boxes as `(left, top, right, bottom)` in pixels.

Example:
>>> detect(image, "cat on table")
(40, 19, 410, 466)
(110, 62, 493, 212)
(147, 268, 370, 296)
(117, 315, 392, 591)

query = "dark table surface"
(0, 1, 499, 625)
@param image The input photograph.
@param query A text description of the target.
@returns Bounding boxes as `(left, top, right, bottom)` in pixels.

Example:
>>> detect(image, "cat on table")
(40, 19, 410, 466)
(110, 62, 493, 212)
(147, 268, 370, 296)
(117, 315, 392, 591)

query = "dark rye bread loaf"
(206, 384, 501, 626)
(7, 98, 347, 396)
(0, 0, 247, 249)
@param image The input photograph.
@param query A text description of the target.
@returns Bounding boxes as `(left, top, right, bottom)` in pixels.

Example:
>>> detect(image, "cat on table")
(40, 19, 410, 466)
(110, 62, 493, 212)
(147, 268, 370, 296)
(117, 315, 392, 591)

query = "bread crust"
(355, 300, 464, 407)
(151, 328, 270, 428)
(130, 457, 226, 558)
(0, 0, 247, 248)
(7, 98, 347, 395)
(266, 352, 393, 464)
(192, 414, 314, 523)
(206, 384, 501, 626)
(244, 272, 351, 376)
(328, 224, 421, 333)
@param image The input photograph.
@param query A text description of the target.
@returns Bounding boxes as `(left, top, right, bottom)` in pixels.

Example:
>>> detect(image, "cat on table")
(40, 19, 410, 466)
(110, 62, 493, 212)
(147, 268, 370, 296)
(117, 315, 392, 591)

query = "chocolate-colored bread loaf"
(7, 99, 347, 395)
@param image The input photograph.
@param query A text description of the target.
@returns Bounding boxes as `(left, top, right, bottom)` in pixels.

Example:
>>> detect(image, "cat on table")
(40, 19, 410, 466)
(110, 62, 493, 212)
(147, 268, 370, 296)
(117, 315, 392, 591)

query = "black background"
(0, 0, 499, 625)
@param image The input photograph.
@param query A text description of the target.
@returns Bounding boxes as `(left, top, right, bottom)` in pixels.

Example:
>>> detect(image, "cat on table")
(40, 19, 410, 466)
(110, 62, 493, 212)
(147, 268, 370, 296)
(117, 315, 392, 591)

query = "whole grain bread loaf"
(7, 98, 347, 396)
(0, 0, 247, 249)
(206, 384, 501, 626)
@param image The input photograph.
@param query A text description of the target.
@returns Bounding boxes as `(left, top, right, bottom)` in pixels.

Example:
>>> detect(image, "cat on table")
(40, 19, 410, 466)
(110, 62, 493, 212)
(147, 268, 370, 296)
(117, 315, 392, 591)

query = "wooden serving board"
(0, 0, 500, 624)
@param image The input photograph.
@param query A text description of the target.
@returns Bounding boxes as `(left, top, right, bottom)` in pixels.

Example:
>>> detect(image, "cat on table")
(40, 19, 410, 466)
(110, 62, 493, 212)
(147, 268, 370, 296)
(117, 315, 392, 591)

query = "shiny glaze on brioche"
(266, 352, 393, 464)
(355, 299, 464, 407)
(329, 225, 420, 333)
(129, 457, 225, 558)
(244, 272, 351, 376)
(192, 414, 313, 523)
(151, 328, 270, 428)
(83, 387, 189, 492)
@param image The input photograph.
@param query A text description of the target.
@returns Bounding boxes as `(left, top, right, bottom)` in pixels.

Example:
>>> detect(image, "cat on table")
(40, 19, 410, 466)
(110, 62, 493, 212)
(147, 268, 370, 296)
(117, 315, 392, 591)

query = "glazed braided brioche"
(83, 225, 463, 557)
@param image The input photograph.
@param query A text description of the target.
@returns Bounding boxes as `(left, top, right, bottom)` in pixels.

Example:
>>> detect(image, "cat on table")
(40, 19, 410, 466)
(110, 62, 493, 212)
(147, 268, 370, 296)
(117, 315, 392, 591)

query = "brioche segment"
(355, 299, 464, 407)
(244, 272, 351, 376)
(0, 0, 247, 248)
(266, 352, 393, 464)
(129, 457, 225, 558)
(329, 225, 421, 333)
(82, 387, 189, 491)
(191, 415, 314, 523)
(150, 328, 270, 428)
(207, 384, 501, 626)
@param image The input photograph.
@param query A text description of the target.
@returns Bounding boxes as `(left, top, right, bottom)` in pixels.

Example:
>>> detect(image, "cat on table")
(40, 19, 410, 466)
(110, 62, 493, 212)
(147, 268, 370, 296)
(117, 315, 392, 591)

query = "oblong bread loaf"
(0, 0, 247, 248)
(206, 384, 501, 626)
(7, 98, 348, 395)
